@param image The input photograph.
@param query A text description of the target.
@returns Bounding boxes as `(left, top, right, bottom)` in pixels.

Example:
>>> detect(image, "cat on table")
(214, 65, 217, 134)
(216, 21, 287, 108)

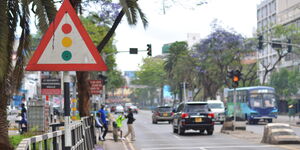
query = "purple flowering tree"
(192, 27, 257, 99)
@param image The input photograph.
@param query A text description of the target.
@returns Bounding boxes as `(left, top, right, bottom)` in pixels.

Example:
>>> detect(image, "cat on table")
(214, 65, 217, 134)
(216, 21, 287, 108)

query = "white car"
(207, 100, 225, 124)
(115, 105, 124, 114)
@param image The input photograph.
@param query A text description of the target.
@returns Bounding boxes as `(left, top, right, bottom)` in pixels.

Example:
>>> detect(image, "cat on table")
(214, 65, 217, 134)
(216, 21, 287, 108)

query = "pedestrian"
(116, 115, 125, 139)
(288, 104, 296, 121)
(124, 108, 136, 141)
(20, 103, 27, 134)
(95, 112, 103, 141)
(98, 104, 108, 141)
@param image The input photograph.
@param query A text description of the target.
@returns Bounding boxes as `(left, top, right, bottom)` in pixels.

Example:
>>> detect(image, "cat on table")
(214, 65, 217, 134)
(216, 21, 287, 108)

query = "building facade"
(257, 0, 300, 84)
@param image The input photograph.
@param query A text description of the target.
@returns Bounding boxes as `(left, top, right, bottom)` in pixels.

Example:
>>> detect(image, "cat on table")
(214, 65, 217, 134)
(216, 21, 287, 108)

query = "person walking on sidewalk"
(95, 112, 104, 141)
(98, 104, 108, 141)
(124, 108, 136, 141)
(20, 103, 27, 134)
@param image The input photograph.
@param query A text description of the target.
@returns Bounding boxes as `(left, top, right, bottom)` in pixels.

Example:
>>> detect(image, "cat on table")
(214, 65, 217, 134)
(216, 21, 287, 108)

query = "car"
(207, 100, 225, 124)
(130, 105, 138, 113)
(115, 105, 124, 114)
(152, 106, 173, 124)
(124, 103, 133, 112)
(172, 101, 215, 135)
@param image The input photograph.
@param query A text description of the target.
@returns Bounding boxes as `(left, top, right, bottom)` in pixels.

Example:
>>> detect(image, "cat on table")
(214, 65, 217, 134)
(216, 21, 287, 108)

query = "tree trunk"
(0, 90, 12, 150)
(160, 85, 164, 105)
(76, 71, 91, 117)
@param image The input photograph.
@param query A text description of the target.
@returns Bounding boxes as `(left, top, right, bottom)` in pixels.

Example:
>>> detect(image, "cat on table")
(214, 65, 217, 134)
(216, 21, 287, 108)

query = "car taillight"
(171, 112, 174, 116)
(208, 113, 214, 118)
(181, 113, 189, 118)
(156, 112, 160, 116)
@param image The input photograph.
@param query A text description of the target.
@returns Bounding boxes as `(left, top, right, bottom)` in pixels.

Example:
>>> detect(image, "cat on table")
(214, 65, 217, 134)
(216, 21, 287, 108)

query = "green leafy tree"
(259, 24, 300, 84)
(269, 68, 300, 103)
(134, 57, 166, 105)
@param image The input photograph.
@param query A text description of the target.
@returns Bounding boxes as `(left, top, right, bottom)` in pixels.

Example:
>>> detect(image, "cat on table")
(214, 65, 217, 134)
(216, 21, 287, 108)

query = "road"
(117, 110, 289, 150)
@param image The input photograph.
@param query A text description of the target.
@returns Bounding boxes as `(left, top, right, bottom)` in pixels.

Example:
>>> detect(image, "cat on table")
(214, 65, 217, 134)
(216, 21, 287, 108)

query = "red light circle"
(62, 24, 72, 34)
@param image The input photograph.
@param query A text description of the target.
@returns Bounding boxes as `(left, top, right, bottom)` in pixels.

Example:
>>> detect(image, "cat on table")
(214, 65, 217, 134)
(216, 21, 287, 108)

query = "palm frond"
(32, 0, 49, 33)
(41, 0, 57, 23)
(119, 0, 132, 24)
(135, 4, 148, 28)
(12, 0, 31, 93)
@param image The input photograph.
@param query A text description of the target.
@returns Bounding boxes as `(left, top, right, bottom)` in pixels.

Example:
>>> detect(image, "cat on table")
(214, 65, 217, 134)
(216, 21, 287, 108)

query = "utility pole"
(233, 87, 237, 131)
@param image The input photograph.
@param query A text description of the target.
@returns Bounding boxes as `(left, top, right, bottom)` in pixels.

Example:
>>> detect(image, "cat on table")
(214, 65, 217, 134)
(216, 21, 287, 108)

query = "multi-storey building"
(257, 0, 300, 84)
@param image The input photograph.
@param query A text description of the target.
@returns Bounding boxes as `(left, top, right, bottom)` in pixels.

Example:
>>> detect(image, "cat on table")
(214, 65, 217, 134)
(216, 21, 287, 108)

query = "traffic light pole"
(233, 87, 237, 131)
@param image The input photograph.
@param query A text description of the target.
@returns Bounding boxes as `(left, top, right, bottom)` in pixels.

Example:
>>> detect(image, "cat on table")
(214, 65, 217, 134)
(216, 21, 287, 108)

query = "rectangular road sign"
(41, 78, 61, 95)
(89, 80, 103, 95)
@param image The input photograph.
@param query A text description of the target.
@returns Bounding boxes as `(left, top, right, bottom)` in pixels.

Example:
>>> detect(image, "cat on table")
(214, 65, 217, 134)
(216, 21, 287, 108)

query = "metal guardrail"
(16, 116, 96, 150)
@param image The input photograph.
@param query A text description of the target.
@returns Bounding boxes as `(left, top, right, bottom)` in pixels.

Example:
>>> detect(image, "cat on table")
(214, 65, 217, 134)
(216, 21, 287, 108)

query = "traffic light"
(258, 35, 263, 50)
(147, 44, 152, 56)
(287, 39, 292, 53)
(98, 74, 107, 85)
(228, 70, 242, 88)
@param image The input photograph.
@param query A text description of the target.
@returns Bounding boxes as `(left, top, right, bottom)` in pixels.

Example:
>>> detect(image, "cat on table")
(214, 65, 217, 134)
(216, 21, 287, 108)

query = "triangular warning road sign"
(26, 0, 107, 71)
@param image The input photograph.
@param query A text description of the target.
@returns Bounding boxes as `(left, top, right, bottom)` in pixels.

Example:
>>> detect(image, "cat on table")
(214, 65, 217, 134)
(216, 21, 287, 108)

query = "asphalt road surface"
(118, 110, 289, 150)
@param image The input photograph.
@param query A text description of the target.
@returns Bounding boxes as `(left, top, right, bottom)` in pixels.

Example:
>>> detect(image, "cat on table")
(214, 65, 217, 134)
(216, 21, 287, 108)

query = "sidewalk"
(275, 115, 300, 126)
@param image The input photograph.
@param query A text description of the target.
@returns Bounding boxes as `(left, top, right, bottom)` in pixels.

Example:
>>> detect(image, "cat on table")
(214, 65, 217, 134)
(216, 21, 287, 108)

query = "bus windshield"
(250, 93, 276, 108)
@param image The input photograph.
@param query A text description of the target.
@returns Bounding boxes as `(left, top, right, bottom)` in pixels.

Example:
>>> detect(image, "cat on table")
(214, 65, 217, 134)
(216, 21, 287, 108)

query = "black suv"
(172, 102, 215, 135)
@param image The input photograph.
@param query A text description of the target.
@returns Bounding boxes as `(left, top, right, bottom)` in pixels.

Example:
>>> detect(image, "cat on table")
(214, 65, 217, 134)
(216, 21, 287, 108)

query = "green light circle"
(61, 50, 72, 61)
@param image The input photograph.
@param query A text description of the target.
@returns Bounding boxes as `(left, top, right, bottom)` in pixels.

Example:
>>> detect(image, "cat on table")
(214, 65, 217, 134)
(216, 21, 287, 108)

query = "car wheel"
(177, 126, 185, 135)
(220, 121, 224, 124)
(267, 119, 272, 123)
(173, 126, 178, 133)
(168, 121, 172, 124)
(207, 129, 213, 135)
(199, 129, 205, 134)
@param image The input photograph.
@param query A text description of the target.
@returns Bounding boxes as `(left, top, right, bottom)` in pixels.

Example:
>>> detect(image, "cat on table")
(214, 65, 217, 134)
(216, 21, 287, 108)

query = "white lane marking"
(141, 145, 273, 150)
(121, 138, 129, 150)
(199, 148, 208, 150)
(140, 142, 253, 147)
(172, 134, 181, 140)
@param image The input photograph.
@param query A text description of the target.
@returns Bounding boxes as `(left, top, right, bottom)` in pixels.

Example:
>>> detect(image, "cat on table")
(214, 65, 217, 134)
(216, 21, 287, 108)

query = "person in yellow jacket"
(112, 115, 125, 141)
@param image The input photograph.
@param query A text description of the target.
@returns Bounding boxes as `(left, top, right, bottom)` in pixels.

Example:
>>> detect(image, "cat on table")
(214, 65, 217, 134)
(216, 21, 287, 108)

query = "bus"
(224, 86, 278, 124)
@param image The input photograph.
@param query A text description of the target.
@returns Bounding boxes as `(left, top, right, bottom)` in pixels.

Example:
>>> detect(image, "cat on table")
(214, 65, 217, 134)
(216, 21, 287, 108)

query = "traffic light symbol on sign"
(147, 44, 152, 56)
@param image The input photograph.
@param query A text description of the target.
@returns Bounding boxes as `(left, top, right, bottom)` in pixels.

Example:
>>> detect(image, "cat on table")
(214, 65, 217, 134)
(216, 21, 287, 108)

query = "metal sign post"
(233, 87, 237, 131)
(63, 72, 71, 150)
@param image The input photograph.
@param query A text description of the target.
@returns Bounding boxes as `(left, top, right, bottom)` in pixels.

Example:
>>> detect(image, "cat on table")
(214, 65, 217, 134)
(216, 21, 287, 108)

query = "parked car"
(130, 105, 139, 113)
(207, 100, 225, 124)
(172, 102, 215, 135)
(152, 106, 173, 124)
(115, 105, 124, 114)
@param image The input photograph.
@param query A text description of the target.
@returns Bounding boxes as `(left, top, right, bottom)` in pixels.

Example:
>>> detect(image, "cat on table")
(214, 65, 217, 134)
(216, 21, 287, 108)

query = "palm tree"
(0, 0, 147, 148)
(0, 0, 56, 149)
(73, 0, 148, 116)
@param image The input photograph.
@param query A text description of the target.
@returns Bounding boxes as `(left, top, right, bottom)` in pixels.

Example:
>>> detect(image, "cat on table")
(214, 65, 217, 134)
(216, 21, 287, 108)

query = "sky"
(114, 0, 262, 72)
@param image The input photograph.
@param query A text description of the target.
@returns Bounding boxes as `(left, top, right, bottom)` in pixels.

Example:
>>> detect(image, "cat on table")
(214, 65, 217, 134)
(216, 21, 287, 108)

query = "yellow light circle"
(62, 37, 72, 47)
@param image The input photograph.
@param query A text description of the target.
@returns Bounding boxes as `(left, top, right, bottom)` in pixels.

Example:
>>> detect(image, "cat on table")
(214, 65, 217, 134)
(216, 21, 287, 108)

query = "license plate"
(163, 113, 168, 117)
(195, 117, 202, 122)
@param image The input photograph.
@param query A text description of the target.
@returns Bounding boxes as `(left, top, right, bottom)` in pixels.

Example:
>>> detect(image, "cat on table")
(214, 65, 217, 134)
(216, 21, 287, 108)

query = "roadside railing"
(16, 116, 96, 150)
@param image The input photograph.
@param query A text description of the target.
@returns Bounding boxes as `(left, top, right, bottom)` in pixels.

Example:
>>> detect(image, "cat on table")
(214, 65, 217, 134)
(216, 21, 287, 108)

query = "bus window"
(263, 94, 276, 107)
(250, 94, 263, 107)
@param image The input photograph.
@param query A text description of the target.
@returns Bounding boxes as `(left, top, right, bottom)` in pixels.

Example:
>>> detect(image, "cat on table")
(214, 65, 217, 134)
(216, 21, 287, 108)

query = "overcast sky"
(114, 0, 262, 72)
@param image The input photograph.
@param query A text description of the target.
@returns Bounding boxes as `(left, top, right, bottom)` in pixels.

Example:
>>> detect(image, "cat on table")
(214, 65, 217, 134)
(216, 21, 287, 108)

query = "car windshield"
(250, 93, 276, 108)
(208, 103, 224, 109)
(185, 104, 208, 113)
(158, 107, 172, 112)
